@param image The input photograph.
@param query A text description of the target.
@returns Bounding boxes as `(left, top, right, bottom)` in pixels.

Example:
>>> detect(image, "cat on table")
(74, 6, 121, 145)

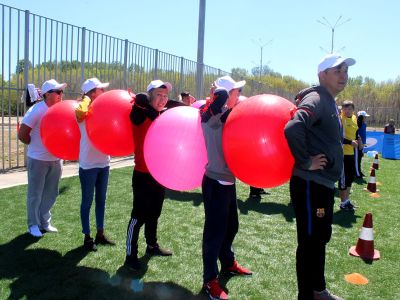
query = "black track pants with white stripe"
(126, 170, 165, 257)
(290, 176, 335, 300)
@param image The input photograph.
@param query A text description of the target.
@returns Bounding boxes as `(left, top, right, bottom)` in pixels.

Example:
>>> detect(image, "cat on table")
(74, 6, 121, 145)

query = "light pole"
(252, 38, 273, 81)
(196, 0, 206, 99)
(317, 16, 351, 53)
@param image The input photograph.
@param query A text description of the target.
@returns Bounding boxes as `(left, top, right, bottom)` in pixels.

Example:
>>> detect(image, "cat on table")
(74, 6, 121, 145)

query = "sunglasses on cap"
(48, 90, 63, 95)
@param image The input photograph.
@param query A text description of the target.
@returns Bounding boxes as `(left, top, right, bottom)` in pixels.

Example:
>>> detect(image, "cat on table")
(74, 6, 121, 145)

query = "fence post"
(23, 10, 30, 166)
(23, 10, 30, 106)
(80, 27, 86, 84)
(179, 56, 184, 93)
(123, 39, 128, 89)
(154, 49, 159, 80)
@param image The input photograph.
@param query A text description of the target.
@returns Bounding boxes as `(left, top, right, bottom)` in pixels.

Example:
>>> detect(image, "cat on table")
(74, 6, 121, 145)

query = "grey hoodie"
(201, 108, 235, 183)
(284, 86, 343, 189)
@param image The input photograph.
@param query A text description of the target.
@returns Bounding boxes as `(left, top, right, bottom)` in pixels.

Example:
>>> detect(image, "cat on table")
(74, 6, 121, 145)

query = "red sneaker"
(203, 278, 228, 300)
(223, 261, 252, 276)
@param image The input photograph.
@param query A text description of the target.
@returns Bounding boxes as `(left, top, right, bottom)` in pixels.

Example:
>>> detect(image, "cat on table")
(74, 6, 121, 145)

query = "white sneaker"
(42, 224, 58, 233)
(28, 225, 43, 237)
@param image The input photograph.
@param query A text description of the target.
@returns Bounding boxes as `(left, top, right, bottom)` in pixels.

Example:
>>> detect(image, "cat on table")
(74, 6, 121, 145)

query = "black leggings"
(202, 175, 239, 283)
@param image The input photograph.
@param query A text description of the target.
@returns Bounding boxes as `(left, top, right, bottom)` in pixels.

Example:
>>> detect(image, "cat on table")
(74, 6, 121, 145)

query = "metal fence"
(0, 3, 279, 172)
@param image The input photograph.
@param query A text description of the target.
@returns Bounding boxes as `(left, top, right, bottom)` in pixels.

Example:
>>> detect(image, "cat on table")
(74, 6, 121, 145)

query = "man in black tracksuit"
(284, 54, 355, 300)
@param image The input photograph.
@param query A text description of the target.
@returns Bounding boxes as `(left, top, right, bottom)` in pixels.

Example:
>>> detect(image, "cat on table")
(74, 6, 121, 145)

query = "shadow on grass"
(354, 177, 368, 185)
(0, 233, 204, 299)
(333, 210, 361, 228)
(58, 184, 71, 195)
(165, 189, 203, 207)
(237, 198, 295, 222)
(115, 256, 207, 299)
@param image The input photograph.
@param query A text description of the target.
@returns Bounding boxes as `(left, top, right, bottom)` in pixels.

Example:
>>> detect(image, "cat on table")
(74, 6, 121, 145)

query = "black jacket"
(284, 86, 343, 189)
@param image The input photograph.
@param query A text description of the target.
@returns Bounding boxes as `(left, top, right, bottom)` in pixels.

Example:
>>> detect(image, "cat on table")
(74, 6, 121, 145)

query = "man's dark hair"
(342, 100, 354, 109)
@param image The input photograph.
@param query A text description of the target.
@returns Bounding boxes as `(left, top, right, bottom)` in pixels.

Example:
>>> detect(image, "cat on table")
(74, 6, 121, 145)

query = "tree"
(231, 68, 248, 80)
(251, 65, 281, 78)
(15, 59, 32, 74)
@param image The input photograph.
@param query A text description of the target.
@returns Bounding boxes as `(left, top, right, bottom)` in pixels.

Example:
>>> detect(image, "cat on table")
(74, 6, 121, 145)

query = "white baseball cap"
(81, 78, 110, 94)
(357, 110, 370, 117)
(41, 79, 67, 95)
(146, 80, 172, 92)
(318, 53, 356, 74)
(214, 75, 246, 92)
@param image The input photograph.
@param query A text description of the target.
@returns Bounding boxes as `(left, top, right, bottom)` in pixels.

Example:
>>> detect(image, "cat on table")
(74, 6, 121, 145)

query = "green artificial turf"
(0, 156, 399, 299)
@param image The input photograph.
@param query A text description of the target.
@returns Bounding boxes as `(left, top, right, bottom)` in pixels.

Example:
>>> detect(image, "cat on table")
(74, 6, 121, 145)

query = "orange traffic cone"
(372, 154, 379, 170)
(349, 213, 380, 260)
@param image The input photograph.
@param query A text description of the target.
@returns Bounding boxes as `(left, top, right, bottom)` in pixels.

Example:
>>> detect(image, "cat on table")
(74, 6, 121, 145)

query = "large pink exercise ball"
(86, 90, 135, 156)
(40, 100, 80, 160)
(222, 94, 295, 188)
(191, 99, 207, 109)
(144, 106, 207, 191)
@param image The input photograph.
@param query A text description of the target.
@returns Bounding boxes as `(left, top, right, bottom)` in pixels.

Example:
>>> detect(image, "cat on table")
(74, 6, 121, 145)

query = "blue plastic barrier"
(382, 134, 400, 159)
(364, 131, 384, 153)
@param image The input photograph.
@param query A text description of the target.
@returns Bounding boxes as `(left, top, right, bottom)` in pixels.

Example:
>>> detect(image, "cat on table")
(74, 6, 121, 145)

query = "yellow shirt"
(75, 96, 91, 123)
(341, 113, 358, 155)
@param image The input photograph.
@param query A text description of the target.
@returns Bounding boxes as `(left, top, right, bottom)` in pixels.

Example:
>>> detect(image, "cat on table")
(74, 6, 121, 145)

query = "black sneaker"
(124, 255, 141, 270)
(146, 244, 172, 256)
(95, 234, 116, 246)
(249, 193, 261, 200)
(259, 189, 268, 195)
(84, 238, 97, 252)
(340, 201, 355, 211)
(313, 289, 344, 300)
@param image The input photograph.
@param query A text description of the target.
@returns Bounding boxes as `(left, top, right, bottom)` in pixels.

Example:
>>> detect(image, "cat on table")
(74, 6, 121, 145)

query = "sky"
(1, 0, 400, 84)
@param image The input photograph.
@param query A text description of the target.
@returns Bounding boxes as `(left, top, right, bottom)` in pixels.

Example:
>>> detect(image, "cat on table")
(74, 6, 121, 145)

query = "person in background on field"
(356, 110, 369, 178)
(337, 105, 342, 115)
(339, 100, 360, 211)
(25, 84, 42, 108)
(125, 80, 173, 271)
(200, 75, 252, 300)
(180, 91, 196, 106)
(75, 78, 115, 252)
(18, 79, 66, 237)
(285, 53, 356, 300)
(384, 119, 396, 134)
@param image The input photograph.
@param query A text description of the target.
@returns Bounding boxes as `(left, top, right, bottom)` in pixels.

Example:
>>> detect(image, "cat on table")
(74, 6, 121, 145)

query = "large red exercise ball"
(144, 106, 207, 191)
(85, 89, 135, 156)
(40, 100, 80, 160)
(222, 94, 295, 188)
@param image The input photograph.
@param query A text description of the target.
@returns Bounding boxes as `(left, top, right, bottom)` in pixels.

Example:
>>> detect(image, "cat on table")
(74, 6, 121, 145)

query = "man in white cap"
(125, 79, 173, 270)
(201, 75, 252, 300)
(18, 79, 67, 237)
(285, 53, 356, 300)
(75, 78, 114, 251)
